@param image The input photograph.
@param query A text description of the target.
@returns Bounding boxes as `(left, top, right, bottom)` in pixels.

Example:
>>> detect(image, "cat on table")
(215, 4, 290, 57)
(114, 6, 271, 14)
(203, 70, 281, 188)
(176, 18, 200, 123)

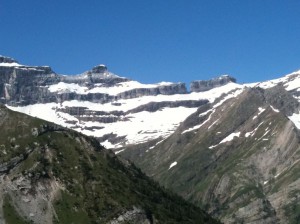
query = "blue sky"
(1, 1, 300, 85)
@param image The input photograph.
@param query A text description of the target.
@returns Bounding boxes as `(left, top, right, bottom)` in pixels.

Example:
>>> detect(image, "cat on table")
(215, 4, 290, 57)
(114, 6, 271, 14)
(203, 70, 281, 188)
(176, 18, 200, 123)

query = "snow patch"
(212, 88, 244, 109)
(103, 140, 121, 149)
(210, 132, 241, 149)
(0, 62, 23, 67)
(149, 139, 165, 149)
(253, 107, 266, 120)
(208, 118, 220, 129)
(48, 82, 88, 94)
(220, 132, 241, 144)
(270, 105, 280, 113)
(115, 149, 125, 154)
(168, 161, 177, 170)
(182, 110, 215, 134)
(48, 80, 176, 95)
(245, 132, 252, 138)
(289, 112, 300, 129)
(258, 129, 271, 141)
(285, 76, 300, 91)
(209, 145, 218, 149)
(182, 124, 201, 134)
(199, 109, 213, 117)
(245, 122, 264, 138)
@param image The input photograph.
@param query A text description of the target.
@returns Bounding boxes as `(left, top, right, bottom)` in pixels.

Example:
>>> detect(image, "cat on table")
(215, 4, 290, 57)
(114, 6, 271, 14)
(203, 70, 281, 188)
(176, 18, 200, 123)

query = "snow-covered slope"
(48, 80, 175, 95)
(7, 82, 243, 148)
(246, 70, 300, 90)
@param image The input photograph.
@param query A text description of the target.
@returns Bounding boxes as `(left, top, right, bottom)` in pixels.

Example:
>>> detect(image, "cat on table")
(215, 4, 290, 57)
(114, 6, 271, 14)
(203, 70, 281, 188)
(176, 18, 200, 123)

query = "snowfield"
(6, 68, 300, 149)
(8, 82, 243, 148)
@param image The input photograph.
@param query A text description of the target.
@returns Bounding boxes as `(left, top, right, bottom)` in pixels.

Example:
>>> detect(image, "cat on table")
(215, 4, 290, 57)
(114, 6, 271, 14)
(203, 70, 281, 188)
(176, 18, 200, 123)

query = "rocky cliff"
(0, 56, 188, 106)
(190, 75, 236, 92)
(0, 56, 58, 105)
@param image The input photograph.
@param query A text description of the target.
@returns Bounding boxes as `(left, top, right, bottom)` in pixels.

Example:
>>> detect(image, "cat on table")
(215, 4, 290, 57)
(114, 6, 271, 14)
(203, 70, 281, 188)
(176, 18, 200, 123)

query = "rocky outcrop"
(0, 57, 59, 105)
(0, 55, 18, 63)
(116, 83, 187, 100)
(127, 100, 208, 114)
(264, 85, 300, 116)
(190, 75, 236, 92)
(61, 70, 129, 86)
(91, 64, 108, 74)
(109, 207, 153, 224)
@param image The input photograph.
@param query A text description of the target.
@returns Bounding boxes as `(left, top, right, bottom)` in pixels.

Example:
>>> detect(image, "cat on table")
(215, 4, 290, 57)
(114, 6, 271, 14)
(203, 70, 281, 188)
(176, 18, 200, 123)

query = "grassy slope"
(0, 105, 219, 224)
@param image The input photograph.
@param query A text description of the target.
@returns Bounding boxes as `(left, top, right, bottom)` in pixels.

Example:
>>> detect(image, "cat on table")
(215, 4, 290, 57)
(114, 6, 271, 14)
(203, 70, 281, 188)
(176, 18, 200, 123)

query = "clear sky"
(1, 1, 300, 85)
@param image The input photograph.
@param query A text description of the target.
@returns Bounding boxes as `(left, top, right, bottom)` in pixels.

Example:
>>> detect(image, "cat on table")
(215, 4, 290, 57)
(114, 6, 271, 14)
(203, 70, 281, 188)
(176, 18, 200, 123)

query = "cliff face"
(0, 56, 188, 106)
(190, 75, 236, 92)
(0, 56, 58, 105)
(114, 83, 187, 100)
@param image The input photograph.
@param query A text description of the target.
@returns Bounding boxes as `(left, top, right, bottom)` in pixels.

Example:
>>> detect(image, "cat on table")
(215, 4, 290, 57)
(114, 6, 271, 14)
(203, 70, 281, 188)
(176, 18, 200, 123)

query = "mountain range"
(0, 55, 218, 223)
(1, 55, 300, 223)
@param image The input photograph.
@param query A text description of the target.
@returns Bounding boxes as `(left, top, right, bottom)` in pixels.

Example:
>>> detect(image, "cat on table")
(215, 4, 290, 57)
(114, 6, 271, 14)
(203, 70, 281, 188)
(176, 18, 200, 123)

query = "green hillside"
(0, 104, 219, 224)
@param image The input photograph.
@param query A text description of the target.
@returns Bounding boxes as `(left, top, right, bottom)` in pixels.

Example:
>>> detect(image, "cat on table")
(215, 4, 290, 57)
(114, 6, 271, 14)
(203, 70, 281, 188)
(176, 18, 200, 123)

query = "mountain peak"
(0, 55, 53, 73)
(0, 55, 23, 67)
(0, 55, 18, 64)
(91, 64, 108, 73)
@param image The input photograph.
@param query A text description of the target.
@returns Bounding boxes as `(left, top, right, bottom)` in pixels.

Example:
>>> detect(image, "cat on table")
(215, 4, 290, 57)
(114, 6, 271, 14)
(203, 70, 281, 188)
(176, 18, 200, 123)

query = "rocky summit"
(2, 55, 300, 223)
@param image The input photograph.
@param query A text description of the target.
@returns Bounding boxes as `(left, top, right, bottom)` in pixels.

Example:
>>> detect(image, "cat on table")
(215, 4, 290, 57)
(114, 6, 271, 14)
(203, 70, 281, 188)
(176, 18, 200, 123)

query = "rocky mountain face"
(2, 55, 239, 148)
(2, 55, 300, 223)
(190, 75, 236, 92)
(0, 104, 218, 224)
(0, 56, 187, 106)
(121, 80, 300, 223)
(0, 56, 57, 105)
